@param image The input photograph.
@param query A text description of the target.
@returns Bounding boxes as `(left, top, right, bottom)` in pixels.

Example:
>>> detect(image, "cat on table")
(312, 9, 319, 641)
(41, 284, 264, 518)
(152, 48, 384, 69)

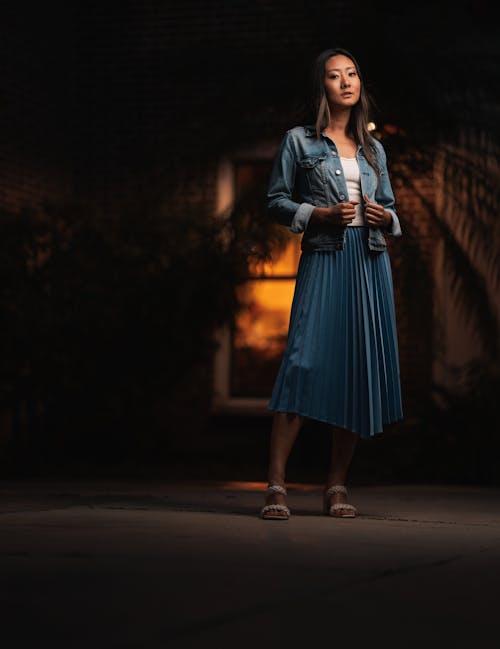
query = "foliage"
(0, 193, 272, 467)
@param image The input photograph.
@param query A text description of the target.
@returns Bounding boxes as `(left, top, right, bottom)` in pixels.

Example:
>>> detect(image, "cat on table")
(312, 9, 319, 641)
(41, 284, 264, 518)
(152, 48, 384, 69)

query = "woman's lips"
(341, 92, 353, 97)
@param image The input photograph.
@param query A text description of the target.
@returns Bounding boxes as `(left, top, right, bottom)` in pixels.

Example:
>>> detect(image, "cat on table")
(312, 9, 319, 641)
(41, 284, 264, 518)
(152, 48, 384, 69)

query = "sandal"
(323, 485, 357, 518)
(260, 484, 290, 520)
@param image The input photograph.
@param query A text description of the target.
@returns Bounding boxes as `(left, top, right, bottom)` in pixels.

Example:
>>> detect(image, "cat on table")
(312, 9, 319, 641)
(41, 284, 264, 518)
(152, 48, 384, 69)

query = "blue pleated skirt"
(267, 226, 403, 438)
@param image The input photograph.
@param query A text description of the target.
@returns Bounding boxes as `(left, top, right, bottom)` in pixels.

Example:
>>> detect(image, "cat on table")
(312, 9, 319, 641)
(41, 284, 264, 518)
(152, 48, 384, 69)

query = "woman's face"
(323, 54, 361, 109)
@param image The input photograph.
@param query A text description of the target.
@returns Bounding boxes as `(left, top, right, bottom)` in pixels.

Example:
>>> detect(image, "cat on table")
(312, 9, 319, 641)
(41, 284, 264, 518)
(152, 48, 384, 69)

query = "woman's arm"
(266, 130, 316, 234)
(373, 140, 402, 237)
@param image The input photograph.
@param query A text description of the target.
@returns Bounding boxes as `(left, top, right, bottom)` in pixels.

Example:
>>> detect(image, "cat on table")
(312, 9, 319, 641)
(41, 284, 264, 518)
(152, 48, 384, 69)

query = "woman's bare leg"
(264, 412, 304, 510)
(326, 425, 358, 514)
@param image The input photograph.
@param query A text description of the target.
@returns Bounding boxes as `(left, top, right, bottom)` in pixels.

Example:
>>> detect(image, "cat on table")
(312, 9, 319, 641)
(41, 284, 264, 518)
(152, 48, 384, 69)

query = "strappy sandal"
(323, 485, 357, 518)
(260, 484, 290, 520)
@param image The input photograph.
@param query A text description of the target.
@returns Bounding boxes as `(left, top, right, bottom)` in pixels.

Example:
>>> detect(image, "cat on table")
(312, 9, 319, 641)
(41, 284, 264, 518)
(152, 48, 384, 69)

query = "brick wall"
(70, 0, 355, 203)
(388, 150, 439, 425)
(0, 2, 74, 213)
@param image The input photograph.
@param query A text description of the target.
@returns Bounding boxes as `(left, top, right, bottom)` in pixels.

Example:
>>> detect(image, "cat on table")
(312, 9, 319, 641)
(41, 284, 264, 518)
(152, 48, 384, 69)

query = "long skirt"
(267, 226, 404, 439)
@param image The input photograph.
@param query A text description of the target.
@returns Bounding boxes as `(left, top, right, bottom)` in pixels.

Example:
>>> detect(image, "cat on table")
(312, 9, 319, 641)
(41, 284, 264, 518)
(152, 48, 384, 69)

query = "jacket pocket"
(297, 153, 328, 192)
(297, 153, 327, 168)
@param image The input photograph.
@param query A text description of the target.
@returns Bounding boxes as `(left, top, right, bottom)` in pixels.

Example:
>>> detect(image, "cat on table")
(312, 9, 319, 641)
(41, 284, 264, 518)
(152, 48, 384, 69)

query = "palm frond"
(393, 166, 499, 361)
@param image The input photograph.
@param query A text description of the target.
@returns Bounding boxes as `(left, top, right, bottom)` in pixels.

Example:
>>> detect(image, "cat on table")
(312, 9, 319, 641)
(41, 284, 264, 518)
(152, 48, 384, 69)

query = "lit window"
(230, 161, 301, 398)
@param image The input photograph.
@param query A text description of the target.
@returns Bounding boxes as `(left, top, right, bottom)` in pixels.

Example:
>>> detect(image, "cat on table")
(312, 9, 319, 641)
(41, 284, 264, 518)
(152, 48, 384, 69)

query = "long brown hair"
(311, 48, 381, 179)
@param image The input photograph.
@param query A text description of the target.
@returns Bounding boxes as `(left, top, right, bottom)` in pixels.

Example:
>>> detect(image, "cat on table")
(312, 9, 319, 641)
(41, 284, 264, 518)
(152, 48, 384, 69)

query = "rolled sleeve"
(383, 208, 402, 237)
(290, 202, 315, 233)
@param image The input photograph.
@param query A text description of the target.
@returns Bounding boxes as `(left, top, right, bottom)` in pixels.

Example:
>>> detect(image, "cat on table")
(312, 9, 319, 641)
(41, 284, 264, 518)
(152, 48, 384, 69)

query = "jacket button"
(335, 169, 341, 175)
(331, 151, 337, 156)
(340, 194, 345, 200)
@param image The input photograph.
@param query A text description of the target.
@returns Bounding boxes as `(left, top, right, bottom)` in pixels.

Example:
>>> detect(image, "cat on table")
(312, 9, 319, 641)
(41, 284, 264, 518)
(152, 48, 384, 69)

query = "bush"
(0, 195, 250, 469)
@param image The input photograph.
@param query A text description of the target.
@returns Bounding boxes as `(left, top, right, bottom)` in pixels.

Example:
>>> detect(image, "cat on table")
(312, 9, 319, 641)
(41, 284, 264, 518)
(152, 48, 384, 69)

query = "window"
(213, 152, 300, 413)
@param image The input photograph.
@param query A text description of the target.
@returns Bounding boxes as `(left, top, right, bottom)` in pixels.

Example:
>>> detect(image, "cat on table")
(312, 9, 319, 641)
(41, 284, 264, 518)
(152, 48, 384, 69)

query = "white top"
(340, 157, 366, 226)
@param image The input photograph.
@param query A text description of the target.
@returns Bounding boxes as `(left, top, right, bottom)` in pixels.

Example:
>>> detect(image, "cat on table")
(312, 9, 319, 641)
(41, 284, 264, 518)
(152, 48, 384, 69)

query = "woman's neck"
(326, 107, 351, 136)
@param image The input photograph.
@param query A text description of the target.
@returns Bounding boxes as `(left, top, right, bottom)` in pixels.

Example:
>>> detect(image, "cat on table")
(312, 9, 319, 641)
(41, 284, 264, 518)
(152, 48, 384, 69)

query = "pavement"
(1, 480, 500, 649)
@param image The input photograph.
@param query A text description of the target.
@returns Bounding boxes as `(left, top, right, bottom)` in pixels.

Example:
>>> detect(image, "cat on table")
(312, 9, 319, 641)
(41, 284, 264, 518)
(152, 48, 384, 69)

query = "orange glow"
(383, 123, 407, 136)
(219, 481, 322, 492)
(235, 236, 302, 359)
(248, 237, 301, 277)
(235, 279, 295, 355)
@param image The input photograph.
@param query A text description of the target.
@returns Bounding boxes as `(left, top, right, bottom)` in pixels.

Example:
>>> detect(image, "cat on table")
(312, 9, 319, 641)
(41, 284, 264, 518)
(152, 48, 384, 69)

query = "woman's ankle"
(326, 474, 348, 486)
(267, 470, 286, 485)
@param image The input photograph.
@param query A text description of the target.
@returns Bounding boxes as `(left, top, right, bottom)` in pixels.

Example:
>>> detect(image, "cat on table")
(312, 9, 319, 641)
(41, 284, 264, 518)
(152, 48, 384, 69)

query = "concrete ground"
(1, 480, 500, 648)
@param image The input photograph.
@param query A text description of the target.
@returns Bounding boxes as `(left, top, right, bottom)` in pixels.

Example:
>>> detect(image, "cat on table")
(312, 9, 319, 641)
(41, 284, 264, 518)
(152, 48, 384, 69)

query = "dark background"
(1, 0, 499, 483)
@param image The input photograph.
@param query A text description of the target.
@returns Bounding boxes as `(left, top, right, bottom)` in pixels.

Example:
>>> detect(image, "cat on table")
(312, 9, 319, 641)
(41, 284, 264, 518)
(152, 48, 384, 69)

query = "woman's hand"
(363, 194, 392, 228)
(329, 201, 360, 225)
(310, 201, 359, 226)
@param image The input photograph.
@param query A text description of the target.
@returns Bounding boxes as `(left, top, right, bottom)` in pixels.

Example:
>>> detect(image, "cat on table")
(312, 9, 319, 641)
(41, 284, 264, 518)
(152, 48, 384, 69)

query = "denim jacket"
(266, 125, 402, 253)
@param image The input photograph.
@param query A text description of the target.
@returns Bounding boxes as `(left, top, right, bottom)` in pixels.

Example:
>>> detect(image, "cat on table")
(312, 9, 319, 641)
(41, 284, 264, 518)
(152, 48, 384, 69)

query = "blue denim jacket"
(267, 125, 402, 253)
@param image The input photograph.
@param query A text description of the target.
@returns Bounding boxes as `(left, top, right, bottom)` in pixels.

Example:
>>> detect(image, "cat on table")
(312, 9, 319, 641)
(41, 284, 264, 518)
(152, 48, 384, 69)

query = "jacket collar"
(304, 125, 364, 154)
(304, 125, 318, 137)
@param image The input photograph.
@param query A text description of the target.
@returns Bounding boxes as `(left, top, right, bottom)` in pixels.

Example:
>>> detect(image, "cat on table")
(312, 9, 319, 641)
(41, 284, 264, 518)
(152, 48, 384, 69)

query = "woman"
(260, 48, 404, 520)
